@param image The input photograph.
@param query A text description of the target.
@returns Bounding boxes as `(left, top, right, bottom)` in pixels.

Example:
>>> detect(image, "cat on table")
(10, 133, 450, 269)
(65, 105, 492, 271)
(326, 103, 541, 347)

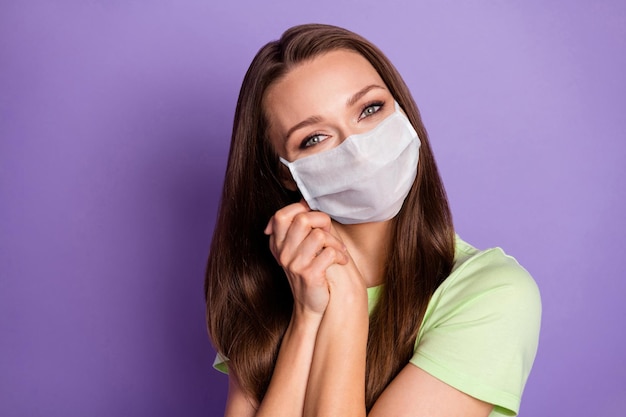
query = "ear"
(277, 163, 298, 191)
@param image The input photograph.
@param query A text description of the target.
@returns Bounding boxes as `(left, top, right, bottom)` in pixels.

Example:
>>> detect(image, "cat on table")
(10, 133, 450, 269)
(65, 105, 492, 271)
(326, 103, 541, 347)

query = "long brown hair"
(205, 23, 455, 410)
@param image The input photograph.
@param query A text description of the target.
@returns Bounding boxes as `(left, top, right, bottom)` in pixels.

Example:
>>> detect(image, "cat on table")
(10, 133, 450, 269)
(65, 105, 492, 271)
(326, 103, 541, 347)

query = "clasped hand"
(264, 201, 364, 317)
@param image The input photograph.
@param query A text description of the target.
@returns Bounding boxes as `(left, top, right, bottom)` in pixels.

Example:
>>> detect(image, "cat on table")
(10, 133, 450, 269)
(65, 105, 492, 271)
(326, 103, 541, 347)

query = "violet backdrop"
(1, 1, 624, 416)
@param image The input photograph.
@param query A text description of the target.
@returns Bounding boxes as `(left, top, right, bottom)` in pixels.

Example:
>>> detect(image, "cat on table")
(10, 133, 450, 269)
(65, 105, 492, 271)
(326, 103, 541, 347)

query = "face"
(264, 49, 396, 167)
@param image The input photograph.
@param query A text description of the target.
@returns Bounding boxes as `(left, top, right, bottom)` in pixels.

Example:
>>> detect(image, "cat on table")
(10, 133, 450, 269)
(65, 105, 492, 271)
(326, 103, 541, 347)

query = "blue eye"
(303, 133, 328, 148)
(360, 102, 383, 119)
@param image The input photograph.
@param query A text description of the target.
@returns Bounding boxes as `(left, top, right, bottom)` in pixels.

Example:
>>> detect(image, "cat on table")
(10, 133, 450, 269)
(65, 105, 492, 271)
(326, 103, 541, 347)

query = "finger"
(264, 201, 310, 235)
(285, 231, 347, 272)
(292, 228, 348, 267)
(277, 211, 337, 265)
(281, 210, 334, 246)
(265, 202, 312, 263)
(306, 246, 350, 277)
(287, 246, 345, 294)
(265, 201, 310, 239)
(270, 208, 331, 253)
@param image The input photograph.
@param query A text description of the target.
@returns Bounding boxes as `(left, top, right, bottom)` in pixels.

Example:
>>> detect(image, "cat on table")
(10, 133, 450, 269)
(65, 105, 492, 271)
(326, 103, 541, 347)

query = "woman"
(205, 24, 541, 417)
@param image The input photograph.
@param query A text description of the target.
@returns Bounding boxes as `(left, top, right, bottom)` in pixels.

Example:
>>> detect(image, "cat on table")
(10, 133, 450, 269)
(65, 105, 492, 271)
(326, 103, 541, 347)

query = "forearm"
(255, 311, 321, 417)
(304, 284, 369, 417)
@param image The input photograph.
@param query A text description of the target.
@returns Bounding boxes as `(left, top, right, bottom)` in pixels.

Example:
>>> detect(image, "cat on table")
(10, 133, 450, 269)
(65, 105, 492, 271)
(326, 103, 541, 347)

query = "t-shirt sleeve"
(409, 249, 541, 416)
(213, 352, 229, 374)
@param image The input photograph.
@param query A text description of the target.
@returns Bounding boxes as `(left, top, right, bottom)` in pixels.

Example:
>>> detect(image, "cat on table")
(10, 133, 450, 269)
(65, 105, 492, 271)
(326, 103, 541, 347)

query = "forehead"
(263, 49, 385, 121)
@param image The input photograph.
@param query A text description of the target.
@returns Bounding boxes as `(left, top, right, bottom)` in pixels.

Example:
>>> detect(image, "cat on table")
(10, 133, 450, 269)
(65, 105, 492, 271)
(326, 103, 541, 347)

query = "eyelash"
(359, 101, 385, 120)
(301, 133, 327, 148)
(300, 101, 386, 149)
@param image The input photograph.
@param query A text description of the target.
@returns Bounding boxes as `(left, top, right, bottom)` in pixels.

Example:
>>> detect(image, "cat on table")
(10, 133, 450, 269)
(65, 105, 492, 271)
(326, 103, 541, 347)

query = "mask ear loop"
(279, 157, 316, 209)
(276, 158, 299, 192)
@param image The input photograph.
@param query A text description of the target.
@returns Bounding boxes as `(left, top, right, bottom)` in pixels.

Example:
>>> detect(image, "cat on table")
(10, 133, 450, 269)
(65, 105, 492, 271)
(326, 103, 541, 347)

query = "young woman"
(205, 24, 541, 417)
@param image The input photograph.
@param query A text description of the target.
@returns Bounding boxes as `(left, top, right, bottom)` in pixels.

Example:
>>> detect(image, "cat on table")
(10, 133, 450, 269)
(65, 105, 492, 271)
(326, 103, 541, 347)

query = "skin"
(224, 49, 494, 417)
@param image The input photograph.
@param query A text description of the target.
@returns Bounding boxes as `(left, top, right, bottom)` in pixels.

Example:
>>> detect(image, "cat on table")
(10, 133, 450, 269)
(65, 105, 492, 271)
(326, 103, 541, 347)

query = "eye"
(302, 133, 329, 148)
(359, 102, 384, 120)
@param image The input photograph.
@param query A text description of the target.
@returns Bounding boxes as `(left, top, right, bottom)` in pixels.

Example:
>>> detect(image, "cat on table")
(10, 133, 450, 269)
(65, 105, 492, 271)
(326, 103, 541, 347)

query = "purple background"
(1, 1, 624, 416)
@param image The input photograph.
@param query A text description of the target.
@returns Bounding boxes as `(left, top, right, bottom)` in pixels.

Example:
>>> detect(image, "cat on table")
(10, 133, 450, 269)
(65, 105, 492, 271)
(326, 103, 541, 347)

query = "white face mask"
(279, 102, 420, 224)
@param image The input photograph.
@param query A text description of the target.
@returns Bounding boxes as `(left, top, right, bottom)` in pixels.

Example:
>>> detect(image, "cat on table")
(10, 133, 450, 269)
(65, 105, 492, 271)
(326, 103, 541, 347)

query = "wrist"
(290, 306, 324, 334)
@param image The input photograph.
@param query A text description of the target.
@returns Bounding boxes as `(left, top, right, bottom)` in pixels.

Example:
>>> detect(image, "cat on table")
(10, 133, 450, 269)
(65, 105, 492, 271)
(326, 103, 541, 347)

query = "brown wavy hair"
(205, 23, 455, 411)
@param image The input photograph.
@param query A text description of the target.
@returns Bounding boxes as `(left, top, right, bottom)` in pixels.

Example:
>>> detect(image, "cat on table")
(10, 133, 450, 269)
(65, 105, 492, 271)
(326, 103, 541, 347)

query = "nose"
(334, 121, 364, 145)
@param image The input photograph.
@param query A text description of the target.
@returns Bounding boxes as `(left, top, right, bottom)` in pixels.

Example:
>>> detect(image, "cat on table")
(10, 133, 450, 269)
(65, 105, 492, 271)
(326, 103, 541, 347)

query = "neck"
(333, 220, 393, 288)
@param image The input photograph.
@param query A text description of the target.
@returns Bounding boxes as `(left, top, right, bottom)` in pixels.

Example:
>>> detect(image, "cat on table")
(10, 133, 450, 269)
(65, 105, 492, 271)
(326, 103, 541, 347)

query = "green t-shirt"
(214, 236, 541, 416)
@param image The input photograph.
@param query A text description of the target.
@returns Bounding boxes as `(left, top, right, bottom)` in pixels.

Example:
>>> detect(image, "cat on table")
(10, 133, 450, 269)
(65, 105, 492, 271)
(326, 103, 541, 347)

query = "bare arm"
(227, 331, 493, 417)
(369, 363, 493, 417)
(302, 306, 493, 417)
(224, 311, 322, 417)
(303, 260, 369, 417)
(257, 312, 324, 416)
(227, 202, 494, 417)
(224, 202, 348, 417)
(298, 243, 493, 417)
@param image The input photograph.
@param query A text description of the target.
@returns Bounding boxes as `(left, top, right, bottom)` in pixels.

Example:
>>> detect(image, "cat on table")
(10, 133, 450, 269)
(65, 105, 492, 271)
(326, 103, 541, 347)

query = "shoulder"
(411, 236, 542, 415)
(418, 235, 542, 347)
(428, 236, 541, 324)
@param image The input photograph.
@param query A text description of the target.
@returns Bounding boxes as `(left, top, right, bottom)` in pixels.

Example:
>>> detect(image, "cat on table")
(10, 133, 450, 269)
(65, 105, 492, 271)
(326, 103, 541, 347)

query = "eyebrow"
(283, 84, 386, 141)
(346, 84, 385, 107)
(284, 115, 323, 142)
